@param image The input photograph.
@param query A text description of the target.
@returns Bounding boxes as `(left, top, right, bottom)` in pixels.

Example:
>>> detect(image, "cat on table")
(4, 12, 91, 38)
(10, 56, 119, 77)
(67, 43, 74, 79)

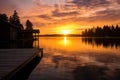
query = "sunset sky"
(0, 0, 120, 34)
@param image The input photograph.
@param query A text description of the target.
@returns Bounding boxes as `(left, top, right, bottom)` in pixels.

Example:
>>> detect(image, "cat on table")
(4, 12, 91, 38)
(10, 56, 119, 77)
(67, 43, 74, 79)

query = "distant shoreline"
(38, 34, 120, 38)
(39, 34, 82, 37)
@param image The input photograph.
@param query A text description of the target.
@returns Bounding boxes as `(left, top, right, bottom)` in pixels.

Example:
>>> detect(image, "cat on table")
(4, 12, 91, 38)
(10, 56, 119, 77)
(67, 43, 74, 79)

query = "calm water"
(29, 37, 120, 80)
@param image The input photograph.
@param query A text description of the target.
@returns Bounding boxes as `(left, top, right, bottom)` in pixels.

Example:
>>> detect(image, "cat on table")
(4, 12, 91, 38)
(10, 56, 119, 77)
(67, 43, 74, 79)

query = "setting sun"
(62, 30, 70, 35)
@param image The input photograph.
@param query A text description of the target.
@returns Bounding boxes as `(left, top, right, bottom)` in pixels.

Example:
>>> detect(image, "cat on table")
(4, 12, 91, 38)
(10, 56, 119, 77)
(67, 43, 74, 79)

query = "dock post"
(38, 48, 43, 58)
(41, 48, 43, 57)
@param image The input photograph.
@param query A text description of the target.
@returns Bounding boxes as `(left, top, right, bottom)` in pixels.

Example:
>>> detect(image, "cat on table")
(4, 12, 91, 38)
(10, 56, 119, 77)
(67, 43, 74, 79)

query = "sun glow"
(56, 23, 78, 34)
(62, 30, 71, 35)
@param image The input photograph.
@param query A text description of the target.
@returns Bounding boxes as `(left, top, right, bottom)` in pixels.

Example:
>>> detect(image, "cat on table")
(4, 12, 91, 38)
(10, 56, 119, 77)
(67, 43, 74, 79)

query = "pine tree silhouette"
(9, 10, 23, 30)
(25, 20, 33, 30)
(0, 14, 8, 22)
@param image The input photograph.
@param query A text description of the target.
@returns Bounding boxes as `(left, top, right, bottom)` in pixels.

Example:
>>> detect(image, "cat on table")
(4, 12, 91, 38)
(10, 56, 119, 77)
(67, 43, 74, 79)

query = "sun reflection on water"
(64, 37, 67, 45)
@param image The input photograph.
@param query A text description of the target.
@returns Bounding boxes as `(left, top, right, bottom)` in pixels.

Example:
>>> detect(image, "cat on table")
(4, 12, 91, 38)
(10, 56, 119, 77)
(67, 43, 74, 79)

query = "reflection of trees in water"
(72, 65, 120, 80)
(82, 38, 120, 48)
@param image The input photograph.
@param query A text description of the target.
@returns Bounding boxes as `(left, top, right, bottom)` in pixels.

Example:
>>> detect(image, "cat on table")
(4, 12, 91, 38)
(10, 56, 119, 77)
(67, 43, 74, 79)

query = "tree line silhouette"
(82, 25, 120, 37)
(0, 10, 33, 31)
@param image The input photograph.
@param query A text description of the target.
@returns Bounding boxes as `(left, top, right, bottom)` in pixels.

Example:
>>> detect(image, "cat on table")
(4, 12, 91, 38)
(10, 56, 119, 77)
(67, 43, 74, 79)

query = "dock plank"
(0, 48, 42, 80)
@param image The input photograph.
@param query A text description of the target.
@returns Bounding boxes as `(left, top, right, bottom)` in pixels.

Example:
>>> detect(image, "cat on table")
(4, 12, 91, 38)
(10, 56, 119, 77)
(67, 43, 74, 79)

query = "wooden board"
(0, 48, 42, 80)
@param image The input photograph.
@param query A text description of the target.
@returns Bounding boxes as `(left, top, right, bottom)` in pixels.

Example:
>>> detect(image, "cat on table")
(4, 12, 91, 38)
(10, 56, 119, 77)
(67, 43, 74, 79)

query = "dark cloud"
(96, 9, 117, 16)
(22, 16, 32, 19)
(38, 14, 52, 20)
(52, 9, 79, 17)
(63, 0, 120, 23)
(68, 0, 110, 8)
(22, 14, 52, 20)
(116, 0, 120, 4)
(0, 0, 18, 13)
(0, 0, 35, 13)
(94, 9, 120, 21)
(74, 9, 120, 22)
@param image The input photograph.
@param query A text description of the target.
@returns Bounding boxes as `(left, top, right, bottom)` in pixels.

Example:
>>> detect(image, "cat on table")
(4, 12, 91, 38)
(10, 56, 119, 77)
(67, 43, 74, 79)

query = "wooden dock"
(0, 48, 43, 80)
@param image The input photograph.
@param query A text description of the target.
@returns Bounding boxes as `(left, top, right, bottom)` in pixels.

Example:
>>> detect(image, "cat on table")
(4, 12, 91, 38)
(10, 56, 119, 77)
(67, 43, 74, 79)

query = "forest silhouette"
(82, 25, 120, 37)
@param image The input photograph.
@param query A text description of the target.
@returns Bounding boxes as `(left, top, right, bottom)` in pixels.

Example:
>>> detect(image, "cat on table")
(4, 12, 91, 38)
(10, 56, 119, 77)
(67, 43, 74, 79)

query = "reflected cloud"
(52, 55, 78, 68)
(72, 64, 120, 80)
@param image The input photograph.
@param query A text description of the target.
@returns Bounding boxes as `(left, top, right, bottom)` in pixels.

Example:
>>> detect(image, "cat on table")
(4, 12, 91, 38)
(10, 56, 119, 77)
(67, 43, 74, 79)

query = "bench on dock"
(0, 48, 43, 80)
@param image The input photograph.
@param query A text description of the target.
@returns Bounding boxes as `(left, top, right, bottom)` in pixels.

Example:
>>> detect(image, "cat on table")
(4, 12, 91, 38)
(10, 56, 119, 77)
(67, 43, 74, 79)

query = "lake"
(29, 37, 120, 80)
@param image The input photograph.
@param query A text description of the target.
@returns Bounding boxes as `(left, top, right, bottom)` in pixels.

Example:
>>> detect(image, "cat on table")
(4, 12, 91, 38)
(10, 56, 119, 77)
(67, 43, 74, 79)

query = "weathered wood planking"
(0, 48, 42, 80)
